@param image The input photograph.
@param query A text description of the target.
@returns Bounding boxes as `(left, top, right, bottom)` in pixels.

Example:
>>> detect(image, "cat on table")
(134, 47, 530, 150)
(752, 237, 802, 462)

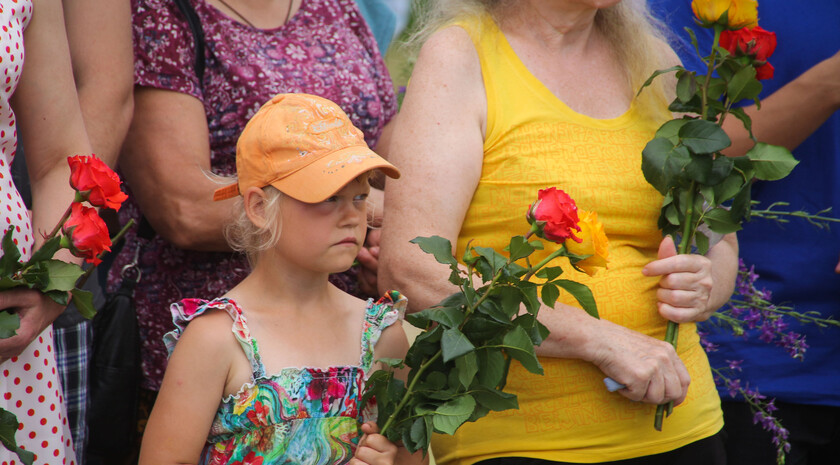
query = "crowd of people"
(0, 0, 837, 464)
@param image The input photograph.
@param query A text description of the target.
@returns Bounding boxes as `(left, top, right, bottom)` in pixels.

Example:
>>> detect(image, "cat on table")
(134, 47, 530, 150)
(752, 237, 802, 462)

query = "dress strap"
(359, 290, 407, 374)
(164, 297, 267, 379)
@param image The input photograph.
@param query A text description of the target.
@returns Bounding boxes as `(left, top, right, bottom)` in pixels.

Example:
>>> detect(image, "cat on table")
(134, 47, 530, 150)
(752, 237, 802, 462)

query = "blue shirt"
(650, 0, 840, 406)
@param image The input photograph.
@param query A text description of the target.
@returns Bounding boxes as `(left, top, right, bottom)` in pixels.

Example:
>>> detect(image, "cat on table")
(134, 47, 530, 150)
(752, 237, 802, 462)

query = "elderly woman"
(379, 0, 737, 464)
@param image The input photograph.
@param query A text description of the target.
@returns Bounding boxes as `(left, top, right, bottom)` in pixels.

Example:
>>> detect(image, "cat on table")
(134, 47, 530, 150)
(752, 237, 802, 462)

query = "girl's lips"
(336, 237, 358, 245)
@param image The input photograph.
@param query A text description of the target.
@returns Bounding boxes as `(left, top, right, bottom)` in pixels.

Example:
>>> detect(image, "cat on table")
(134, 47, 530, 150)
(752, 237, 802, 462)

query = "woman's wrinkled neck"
(496, 0, 607, 50)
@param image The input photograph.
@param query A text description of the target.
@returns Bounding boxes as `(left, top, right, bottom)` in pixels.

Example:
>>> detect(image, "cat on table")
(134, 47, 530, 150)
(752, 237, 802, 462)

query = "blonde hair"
(225, 185, 285, 265)
(404, 0, 674, 118)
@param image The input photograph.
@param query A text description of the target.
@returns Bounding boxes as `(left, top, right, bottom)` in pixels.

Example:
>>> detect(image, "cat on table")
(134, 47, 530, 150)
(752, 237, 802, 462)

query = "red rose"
(62, 202, 112, 265)
(527, 188, 582, 243)
(720, 26, 777, 80)
(68, 154, 128, 210)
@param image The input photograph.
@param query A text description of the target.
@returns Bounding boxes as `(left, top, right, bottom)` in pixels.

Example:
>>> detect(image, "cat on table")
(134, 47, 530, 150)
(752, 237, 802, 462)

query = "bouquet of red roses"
(0, 155, 132, 463)
(0, 155, 131, 337)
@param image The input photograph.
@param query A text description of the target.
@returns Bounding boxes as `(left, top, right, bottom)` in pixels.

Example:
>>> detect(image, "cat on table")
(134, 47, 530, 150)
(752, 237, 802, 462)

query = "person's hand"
(357, 228, 381, 297)
(642, 235, 715, 323)
(835, 252, 840, 274)
(349, 422, 398, 465)
(587, 317, 691, 405)
(0, 288, 66, 363)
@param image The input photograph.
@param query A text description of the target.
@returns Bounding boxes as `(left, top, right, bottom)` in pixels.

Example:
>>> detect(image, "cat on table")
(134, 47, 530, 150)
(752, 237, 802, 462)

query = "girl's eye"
(324, 196, 339, 203)
(354, 194, 369, 202)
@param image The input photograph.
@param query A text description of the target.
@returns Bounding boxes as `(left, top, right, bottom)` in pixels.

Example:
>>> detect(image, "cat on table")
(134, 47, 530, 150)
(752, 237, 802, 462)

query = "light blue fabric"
(651, 0, 840, 407)
(355, 0, 397, 55)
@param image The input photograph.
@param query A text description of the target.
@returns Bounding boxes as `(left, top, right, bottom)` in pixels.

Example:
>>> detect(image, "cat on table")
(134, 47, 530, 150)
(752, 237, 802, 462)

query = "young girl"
(139, 93, 422, 465)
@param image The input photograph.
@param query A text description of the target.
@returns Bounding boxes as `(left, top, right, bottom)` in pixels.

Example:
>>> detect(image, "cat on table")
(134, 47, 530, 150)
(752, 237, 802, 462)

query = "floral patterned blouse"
(164, 291, 407, 465)
(108, 0, 397, 391)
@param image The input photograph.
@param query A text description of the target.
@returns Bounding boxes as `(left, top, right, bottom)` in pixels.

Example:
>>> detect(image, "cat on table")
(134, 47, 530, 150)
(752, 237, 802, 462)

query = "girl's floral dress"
(163, 291, 406, 465)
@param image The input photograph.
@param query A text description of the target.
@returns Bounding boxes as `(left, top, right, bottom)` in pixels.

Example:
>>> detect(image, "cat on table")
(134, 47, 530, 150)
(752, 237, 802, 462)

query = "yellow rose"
(564, 210, 609, 277)
(691, 0, 758, 30)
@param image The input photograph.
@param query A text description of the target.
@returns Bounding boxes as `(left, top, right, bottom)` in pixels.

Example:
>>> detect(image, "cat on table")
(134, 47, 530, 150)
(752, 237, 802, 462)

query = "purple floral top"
(109, 0, 396, 390)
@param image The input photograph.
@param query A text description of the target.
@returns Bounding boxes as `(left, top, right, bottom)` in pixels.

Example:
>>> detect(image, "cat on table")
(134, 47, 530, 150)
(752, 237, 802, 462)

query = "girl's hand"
(642, 236, 715, 323)
(0, 289, 65, 362)
(350, 422, 398, 465)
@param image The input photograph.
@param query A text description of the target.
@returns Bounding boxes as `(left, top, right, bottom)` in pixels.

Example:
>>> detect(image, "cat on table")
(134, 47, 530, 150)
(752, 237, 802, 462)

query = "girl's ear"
(243, 187, 269, 229)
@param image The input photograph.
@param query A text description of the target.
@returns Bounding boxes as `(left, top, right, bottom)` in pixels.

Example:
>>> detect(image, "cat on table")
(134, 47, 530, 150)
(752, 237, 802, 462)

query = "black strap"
(173, 0, 206, 85)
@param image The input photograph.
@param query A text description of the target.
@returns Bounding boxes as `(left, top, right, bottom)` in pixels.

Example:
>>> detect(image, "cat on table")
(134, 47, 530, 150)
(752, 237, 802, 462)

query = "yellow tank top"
(431, 15, 723, 464)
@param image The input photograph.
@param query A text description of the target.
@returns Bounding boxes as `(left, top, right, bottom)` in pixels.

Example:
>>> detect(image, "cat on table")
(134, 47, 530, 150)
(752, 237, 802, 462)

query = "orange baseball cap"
(213, 93, 400, 203)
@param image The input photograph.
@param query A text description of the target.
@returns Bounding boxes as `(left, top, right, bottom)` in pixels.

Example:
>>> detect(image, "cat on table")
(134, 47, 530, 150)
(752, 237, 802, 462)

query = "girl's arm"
(139, 312, 233, 465)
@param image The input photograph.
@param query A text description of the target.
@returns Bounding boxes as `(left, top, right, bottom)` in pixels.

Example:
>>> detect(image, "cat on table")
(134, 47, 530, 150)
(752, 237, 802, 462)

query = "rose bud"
(68, 154, 128, 210)
(61, 202, 112, 265)
(527, 187, 582, 244)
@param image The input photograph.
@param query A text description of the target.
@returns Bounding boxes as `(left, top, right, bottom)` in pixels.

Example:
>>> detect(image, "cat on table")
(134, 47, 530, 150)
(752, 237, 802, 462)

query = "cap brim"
(270, 145, 400, 203)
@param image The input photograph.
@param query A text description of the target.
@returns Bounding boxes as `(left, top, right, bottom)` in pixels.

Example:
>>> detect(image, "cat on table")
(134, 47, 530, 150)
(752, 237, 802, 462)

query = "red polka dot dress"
(0, 1, 77, 464)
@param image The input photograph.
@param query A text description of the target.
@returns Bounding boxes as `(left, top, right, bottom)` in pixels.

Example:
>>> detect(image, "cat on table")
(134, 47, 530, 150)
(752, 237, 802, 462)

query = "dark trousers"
(474, 431, 726, 465)
(720, 400, 840, 465)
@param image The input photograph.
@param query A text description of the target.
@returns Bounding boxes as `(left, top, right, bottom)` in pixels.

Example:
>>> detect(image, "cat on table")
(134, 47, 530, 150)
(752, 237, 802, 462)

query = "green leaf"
(554, 279, 599, 318)
(703, 208, 742, 234)
(472, 388, 519, 411)
(476, 348, 506, 388)
(27, 236, 61, 264)
(0, 229, 21, 277)
(678, 119, 731, 154)
(540, 283, 560, 309)
(746, 143, 799, 181)
(529, 240, 544, 250)
(455, 351, 478, 388)
(506, 236, 535, 262)
(713, 172, 745, 204)
(731, 181, 753, 223)
(655, 119, 691, 145)
(462, 315, 510, 343)
(408, 418, 427, 454)
(441, 328, 475, 363)
(0, 276, 24, 291)
(501, 325, 542, 375)
(685, 153, 734, 185)
(377, 358, 405, 368)
(0, 310, 20, 339)
(0, 408, 35, 465)
(641, 137, 691, 195)
(535, 266, 563, 281)
(433, 396, 476, 435)
(728, 107, 754, 139)
(37, 259, 84, 293)
(473, 246, 507, 275)
(410, 236, 457, 266)
(694, 230, 710, 255)
(727, 65, 761, 103)
(476, 298, 511, 324)
(428, 306, 465, 329)
(706, 76, 728, 101)
(637, 65, 682, 95)
(518, 281, 540, 315)
(514, 314, 549, 346)
(69, 288, 95, 320)
(675, 70, 697, 103)
(45, 290, 69, 306)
